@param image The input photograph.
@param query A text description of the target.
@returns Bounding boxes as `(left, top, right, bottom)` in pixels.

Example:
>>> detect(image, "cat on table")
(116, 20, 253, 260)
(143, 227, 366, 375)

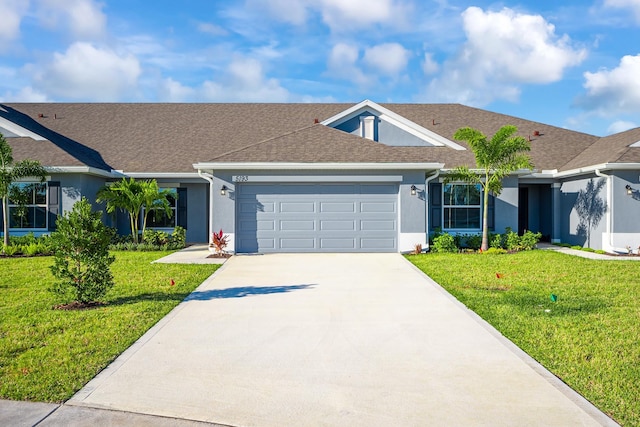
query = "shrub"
(170, 226, 186, 248)
(482, 247, 508, 255)
(520, 230, 542, 251)
(582, 247, 596, 253)
(457, 233, 482, 250)
(432, 233, 458, 253)
(210, 229, 229, 254)
(23, 243, 42, 257)
(571, 245, 583, 250)
(49, 198, 115, 304)
(490, 233, 503, 249)
(595, 249, 606, 254)
(504, 228, 521, 251)
(143, 229, 169, 246)
(2, 244, 20, 256)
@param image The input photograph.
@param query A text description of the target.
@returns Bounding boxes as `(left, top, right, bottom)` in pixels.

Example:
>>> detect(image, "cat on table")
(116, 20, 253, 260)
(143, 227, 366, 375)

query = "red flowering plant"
(210, 229, 229, 255)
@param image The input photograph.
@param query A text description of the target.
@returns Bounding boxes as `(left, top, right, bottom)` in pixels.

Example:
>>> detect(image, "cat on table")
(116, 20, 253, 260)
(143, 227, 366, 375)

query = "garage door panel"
(320, 202, 356, 213)
(280, 220, 315, 231)
(320, 238, 356, 249)
(280, 238, 316, 249)
(280, 202, 315, 213)
(360, 202, 396, 213)
(361, 220, 396, 231)
(361, 238, 396, 249)
(320, 220, 356, 231)
(236, 183, 397, 253)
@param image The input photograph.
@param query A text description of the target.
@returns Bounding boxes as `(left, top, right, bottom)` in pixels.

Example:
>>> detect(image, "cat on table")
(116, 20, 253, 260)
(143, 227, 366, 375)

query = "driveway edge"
(67, 260, 233, 407)
(401, 256, 620, 427)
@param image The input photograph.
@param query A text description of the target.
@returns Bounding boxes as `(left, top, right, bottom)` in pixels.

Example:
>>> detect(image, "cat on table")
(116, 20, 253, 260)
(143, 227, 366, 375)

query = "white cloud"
(326, 43, 370, 86)
(423, 7, 586, 105)
(245, 0, 410, 31)
(200, 56, 290, 102)
(607, 120, 638, 134)
(319, 0, 409, 31)
(36, 0, 106, 39)
(33, 42, 141, 101)
(421, 52, 439, 75)
(579, 54, 640, 114)
(158, 77, 195, 102)
(603, 0, 640, 23)
(196, 22, 228, 36)
(0, 86, 50, 102)
(0, 0, 29, 47)
(363, 43, 410, 76)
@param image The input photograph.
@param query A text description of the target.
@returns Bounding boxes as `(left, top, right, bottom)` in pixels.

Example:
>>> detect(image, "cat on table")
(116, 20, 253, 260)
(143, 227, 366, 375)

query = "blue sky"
(1, 0, 639, 136)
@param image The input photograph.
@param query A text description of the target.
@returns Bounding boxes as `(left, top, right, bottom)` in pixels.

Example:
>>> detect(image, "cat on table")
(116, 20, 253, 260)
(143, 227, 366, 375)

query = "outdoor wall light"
(410, 185, 417, 196)
(220, 185, 228, 196)
(626, 184, 633, 196)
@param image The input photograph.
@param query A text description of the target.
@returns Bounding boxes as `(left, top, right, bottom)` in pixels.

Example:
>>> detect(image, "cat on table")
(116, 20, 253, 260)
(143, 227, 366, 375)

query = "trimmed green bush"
(432, 233, 458, 253)
(520, 230, 542, 250)
(482, 247, 508, 255)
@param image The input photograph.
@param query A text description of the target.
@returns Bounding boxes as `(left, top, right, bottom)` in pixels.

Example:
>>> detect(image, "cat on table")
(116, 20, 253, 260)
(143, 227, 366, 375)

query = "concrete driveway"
(68, 254, 613, 426)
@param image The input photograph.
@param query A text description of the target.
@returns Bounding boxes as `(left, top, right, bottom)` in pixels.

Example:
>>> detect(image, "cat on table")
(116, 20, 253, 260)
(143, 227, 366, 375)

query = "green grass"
(408, 250, 640, 426)
(0, 252, 219, 402)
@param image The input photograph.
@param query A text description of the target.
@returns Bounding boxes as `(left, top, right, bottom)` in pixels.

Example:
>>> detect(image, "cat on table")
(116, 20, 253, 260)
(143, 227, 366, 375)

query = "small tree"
(49, 198, 115, 304)
(0, 132, 47, 251)
(446, 125, 533, 251)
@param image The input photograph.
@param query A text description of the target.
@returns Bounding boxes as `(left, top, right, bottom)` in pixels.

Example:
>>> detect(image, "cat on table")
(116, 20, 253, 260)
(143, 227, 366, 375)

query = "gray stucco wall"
(559, 175, 608, 249)
(494, 176, 519, 233)
(611, 170, 640, 234)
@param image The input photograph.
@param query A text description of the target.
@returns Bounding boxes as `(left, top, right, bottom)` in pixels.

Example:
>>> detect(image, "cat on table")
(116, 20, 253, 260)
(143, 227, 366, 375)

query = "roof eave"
(193, 162, 445, 171)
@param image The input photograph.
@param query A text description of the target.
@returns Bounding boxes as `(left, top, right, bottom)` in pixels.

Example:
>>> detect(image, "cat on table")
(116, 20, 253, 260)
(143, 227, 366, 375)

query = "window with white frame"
(8, 182, 47, 229)
(443, 183, 481, 229)
(145, 188, 177, 228)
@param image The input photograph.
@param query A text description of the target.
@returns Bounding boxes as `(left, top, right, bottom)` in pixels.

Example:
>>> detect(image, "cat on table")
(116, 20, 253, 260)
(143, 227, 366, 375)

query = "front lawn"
(0, 252, 219, 402)
(408, 250, 639, 426)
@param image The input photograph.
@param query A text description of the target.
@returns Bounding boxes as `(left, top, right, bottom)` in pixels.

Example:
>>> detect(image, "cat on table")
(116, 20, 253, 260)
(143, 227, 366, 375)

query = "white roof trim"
(630, 140, 640, 147)
(554, 163, 640, 178)
(45, 166, 114, 178)
(193, 162, 445, 171)
(320, 99, 466, 151)
(115, 172, 202, 179)
(0, 116, 46, 141)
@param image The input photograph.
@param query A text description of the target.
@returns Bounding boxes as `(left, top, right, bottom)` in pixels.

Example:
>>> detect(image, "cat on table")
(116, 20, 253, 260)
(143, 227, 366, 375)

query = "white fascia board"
(629, 141, 640, 147)
(45, 166, 115, 178)
(321, 99, 465, 151)
(0, 116, 46, 141)
(440, 168, 534, 176)
(554, 163, 640, 178)
(193, 162, 445, 171)
(117, 172, 202, 179)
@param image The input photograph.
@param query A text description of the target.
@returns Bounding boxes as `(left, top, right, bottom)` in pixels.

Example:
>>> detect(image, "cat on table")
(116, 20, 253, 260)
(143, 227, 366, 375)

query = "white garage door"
(236, 183, 398, 253)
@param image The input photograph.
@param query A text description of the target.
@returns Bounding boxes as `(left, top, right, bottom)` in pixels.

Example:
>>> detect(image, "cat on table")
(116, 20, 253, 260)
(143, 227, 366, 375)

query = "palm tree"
(446, 125, 533, 251)
(0, 133, 47, 251)
(140, 180, 174, 237)
(96, 178, 174, 243)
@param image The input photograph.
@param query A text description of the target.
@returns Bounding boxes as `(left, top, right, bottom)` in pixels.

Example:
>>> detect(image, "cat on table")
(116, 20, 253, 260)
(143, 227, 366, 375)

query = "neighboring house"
(1, 100, 639, 253)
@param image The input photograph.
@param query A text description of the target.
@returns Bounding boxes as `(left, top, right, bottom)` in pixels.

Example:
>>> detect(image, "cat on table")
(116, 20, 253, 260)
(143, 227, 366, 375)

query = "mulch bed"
(53, 301, 105, 310)
(207, 253, 232, 259)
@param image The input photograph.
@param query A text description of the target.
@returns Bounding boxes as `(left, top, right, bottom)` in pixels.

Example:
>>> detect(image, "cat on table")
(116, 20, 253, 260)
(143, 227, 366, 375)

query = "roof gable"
(321, 100, 465, 150)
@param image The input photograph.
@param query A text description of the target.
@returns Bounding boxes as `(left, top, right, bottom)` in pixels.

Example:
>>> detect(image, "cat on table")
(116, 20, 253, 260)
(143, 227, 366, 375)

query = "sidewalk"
(538, 243, 640, 260)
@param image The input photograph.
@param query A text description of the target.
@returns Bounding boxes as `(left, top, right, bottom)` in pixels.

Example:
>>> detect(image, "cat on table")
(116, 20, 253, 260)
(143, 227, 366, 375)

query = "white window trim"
(442, 183, 483, 231)
(7, 182, 48, 231)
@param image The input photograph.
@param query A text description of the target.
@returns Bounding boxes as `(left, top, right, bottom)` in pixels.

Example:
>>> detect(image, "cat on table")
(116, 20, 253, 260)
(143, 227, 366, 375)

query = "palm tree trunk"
(2, 196, 9, 250)
(482, 184, 490, 251)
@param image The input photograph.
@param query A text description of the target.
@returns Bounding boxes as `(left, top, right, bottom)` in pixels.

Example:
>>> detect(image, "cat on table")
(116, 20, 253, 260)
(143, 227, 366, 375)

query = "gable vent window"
(360, 116, 376, 141)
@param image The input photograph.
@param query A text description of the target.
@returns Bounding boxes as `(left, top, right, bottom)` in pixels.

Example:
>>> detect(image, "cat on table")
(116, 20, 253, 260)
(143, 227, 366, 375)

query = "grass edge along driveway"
(0, 251, 219, 403)
(408, 250, 639, 427)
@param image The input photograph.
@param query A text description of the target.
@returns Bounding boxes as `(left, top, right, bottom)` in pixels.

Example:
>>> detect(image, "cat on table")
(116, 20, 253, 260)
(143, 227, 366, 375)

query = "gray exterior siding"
(559, 175, 608, 249)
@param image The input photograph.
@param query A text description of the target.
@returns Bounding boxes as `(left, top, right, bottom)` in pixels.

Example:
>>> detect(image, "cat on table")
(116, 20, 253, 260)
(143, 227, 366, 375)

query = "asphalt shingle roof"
(0, 102, 619, 174)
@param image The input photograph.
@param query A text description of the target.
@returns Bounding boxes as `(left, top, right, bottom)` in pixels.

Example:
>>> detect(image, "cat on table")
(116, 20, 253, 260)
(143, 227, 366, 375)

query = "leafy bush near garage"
(432, 233, 458, 253)
(109, 226, 186, 251)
